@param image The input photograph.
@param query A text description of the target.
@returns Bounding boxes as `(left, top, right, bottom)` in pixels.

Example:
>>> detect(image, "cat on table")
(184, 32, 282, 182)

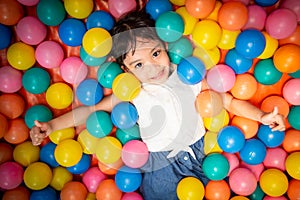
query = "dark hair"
(109, 9, 163, 66)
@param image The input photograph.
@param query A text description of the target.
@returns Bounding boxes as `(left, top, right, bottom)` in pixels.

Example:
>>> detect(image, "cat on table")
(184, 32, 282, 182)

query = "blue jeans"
(139, 138, 208, 200)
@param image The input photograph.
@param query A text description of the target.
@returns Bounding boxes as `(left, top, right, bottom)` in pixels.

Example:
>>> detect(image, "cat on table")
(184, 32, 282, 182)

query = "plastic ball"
(206, 1, 222, 21)
(235, 29, 266, 59)
(239, 139, 267, 165)
(205, 180, 231, 200)
(168, 37, 193, 64)
(0, 161, 24, 190)
(217, 125, 245, 153)
(231, 73, 257, 100)
(16, 16, 47, 45)
(112, 73, 141, 101)
(7, 42, 35, 70)
(258, 32, 279, 59)
(254, 59, 282, 85)
(243, 5, 267, 31)
(191, 19, 222, 50)
(231, 116, 259, 139)
(49, 127, 75, 145)
(203, 131, 222, 155)
(86, 111, 113, 138)
(265, 8, 297, 39)
(229, 168, 257, 196)
(217, 29, 241, 50)
(111, 102, 138, 129)
(283, 78, 300, 105)
(177, 56, 206, 85)
(95, 136, 122, 164)
(207, 64, 236, 92)
(13, 141, 40, 167)
(259, 169, 288, 197)
(248, 185, 265, 200)
(108, 0, 137, 19)
(122, 192, 143, 200)
(155, 11, 184, 43)
(116, 124, 141, 145)
(46, 82, 73, 109)
(255, 0, 278, 6)
(281, 0, 300, 21)
(35, 41, 64, 69)
(77, 129, 99, 154)
(54, 139, 83, 167)
(287, 179, 300, 200)
(290, 69, 300, 78)
(98, 157, 124, 176)
(4, 118, 29, 145)
(115, 166, 142, 192)
(122, 140, 149, 168)
(225, 48, 253, 74)
(195, 89, 223, 118)
(257, 125, 285, 148)
(50, 166, 73, 191)
(280, 25, 300, 47)
(282, 129, 300, 153)
(202, 153, 229, 180)
(36, 0, 66, 26)
(17, 0, 39, 6)
(175, 7, 198, 35)
(60, 181, 88, 200)
(0, 24, 12, 50)
(67, 153, 91, 175)
(40, 142, 59, 168)
(145, 0, 172, 20)
(80, 46, 107, 67)
(263, 147, 287, 171)
(58, 18, 86, 47)
(60, 56, 88, 84)
(288, 106, 300, 130)
(203, 109, 229, 132)
(0, 114, 7, 139)
(96, 179, 122, 200)
(97, 62, 123, 89)
(185, 0, 216, 19)
(22, 67, 50, 94)
(0, 0, 24, 26)
(169, 0, 185, 6)
(222, 152, 240, 175)
(30, 187, 57, 200)
(285, 152, 300, 180)
(0, 66, 22, 93)
(24, 162, 53, 190)
(193, 46, 221, 70)
(0, 142, 13, 164)
(82, 27, 112, 58)
(86, 10, 115, 31)
(177, 177, 205, 200)
(76, 79, 103, 106)
(218, 1, 248, 31)
(64, 0, 93, 19)
(82, 166, 107, 193)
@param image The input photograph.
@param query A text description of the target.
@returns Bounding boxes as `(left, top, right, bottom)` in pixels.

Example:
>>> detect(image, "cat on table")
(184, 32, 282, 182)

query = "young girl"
(30, 9, 286, 200)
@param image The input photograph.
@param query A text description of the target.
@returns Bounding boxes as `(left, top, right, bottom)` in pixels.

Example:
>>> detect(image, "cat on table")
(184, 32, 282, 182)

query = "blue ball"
(168, 37, 193, 64)
(67, 154, 91, 174)
(145, 0, 172, 20)
(30, 187, 57, 200)
(58, 18, 86, 47)
(86, 111, 113, 138)
(76, 79, 104, 106)
(40, 142, 59, 168)
(111, 102, 139, 129)
(97, 62, 123, 89)
(80, 46, 107, 67)
(115, 166, 142, 193)
(22, 67, 51, 94)
(86, 10, 115, 31)
(225, 49, 253, 74)
(24, 105, 53, 129)
(217, 126, 245, 153)
(0, 24, 12, 50)
(177, 56, 206, 85)
(235, 29, 266, 59)
(255, 0, 279, 6)
(257, 124, 285, 148)
(239, 139, 267, 165)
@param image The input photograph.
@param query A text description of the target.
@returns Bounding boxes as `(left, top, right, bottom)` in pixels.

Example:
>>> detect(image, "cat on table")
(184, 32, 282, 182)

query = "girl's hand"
(260, 107, 286, 132)
(30, 120, 52, 146)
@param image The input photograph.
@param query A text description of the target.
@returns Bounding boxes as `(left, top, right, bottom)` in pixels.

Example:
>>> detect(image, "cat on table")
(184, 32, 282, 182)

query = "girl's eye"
(135, 62, 143, 69)
(153, 50, 161, 58)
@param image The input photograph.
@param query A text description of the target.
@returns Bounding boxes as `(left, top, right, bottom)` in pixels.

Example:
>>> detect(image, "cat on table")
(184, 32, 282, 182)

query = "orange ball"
(287, 179, 300, 200)
(0, 93, 25, 119)
(98, 158, 124, 175)
(205, 180, 231, 200)
(195, 89, 223, 118)
(279, 25, 300, 46)
(60, 181, 88, 200)
(185, 0, 216, 19)
(4, 118, 29, 145)
(218, 1, 248, 31)
(282, 129, 300, 153)
(0, 113, 8, 139)
(230, 73, 257, 100)
(96, 179, 122, 200)
(0, 142, 13, 164)
(231, 116, 259, 139)
(0, 0, 24, 25)
(2, 186, 30, 200)
(273, 44, 300, 73)
(260, 95, 290, 117)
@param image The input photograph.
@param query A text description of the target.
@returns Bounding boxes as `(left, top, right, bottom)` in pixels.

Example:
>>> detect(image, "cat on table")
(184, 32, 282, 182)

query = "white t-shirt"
(132, 70, 205, 158)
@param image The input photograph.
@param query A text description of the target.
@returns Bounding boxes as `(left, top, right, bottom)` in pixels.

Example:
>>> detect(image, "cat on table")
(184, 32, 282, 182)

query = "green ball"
(116, 124, 141, 145)
(37, 0, 66, 26)
(97, 62, 123, 89)
(202, 153, 229, 181)
(288, 106, 300, 130)
(168, 37, 193, 64)
(22, 67, 50, 94)
(289, 69, 300, 78)
(86, 111, 113, 138)
(248, 185, 265, 200)
(254, 59, 282, 85)
(24, 105, 53, 129)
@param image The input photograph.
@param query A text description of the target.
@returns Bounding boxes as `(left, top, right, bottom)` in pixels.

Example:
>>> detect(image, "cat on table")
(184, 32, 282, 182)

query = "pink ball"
(265, 8, 298, 39)
(240, 161, 264, 181)
(229, 167, 257, 196)
(35, 41, 65, 69)
(280, 0, 300, 21)
(122, 140, 149, 168)
(0, 66, 22, 93)
(121, 192, 143, 200)
(222, 152, 239, 175)
(108, 0, 137, 19)
(16, 16, 47, 45)
(60, 56, 88, 84)
(82, 167, 107, 193)
(206, 64, 236, 92)
(263, 147, 287, 171)
(0, 161, 24, 190)
(242, 5, 267, 31)
(222, 0, 250, 5)
(263, 196, 288, 200)
(17, 0, 39, 6)
(283, 78, 300, 105)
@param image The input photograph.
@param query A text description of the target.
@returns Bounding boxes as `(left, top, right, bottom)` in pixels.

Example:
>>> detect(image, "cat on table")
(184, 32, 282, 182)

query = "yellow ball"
(82, 28, 112, 58)
(13, 141, 40, 167)
(46, 82, 73, 109)
(169, 0, 185, 6)
(285, 151, 300, 180)
(193, 46, 220, 70)
(230, 196, 250, 200)
(77, 129, 99, 154)
(176, 6, 198, 35)
(112, 73, 141, 101)
(218, 29, 241, 50)
(64, 0, 94, 19)
(203, 131, 223, 155)
(95, 136, 122, 164)
(206, 1, 222, 21)
(50, 166, 73, 191)
(49, 127, 76, 144)
(7, 42, 35, 70)
(177, 177, 205, 200)
(257, 32, 279, 59)
(24, 162, 52, 190)
(203, 109, 229, 132)
(54, 139, 83, 167)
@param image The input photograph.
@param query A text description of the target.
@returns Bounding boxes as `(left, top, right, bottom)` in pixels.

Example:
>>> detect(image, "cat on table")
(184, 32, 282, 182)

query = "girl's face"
(123, 38, 171, 84)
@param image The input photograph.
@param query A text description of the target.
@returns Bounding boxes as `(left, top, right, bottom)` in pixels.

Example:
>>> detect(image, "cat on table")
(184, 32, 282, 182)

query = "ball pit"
(0, 0, 300, 199)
